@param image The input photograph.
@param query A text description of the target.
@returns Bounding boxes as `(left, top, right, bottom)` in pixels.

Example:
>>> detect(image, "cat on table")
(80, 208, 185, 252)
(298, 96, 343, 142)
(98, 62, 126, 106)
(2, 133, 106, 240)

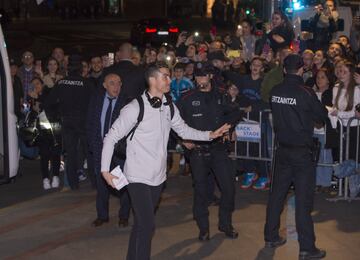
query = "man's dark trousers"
(95, 172, 131, 221)
(62, 117, 87, 190)
(189, 148, 235, 231)
(264, 146, 317, 252)
(126, 182, 163, 260)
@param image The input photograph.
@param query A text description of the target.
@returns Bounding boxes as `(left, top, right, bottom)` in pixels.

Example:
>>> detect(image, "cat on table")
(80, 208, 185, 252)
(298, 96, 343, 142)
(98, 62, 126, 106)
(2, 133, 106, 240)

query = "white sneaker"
(83, 160, 88, 169)
(43, 178, 51, 190)
(78, 172, 87, 182)
(51, 176, 60, 188)
(59, 161, 65, 172)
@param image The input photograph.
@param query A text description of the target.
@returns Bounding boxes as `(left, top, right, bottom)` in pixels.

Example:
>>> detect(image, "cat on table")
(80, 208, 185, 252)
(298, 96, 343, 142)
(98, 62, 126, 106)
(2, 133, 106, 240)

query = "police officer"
(45, 55, 95, 190)
(264, 54, 327, 259)
(178, 62, 242, 241)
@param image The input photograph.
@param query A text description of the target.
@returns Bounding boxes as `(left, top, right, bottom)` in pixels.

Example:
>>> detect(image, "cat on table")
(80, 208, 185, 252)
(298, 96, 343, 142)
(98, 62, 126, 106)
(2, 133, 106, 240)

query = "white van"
(0, 24, 19, 184)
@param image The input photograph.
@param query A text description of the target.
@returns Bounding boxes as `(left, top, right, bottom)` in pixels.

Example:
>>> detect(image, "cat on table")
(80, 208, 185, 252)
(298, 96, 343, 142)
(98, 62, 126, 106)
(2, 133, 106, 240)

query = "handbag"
(18, 110, 39, 147)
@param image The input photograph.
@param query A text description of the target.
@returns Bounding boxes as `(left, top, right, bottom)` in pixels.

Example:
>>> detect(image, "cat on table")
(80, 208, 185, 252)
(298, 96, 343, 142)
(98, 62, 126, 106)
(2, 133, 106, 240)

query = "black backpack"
(113, 96, 174, 159)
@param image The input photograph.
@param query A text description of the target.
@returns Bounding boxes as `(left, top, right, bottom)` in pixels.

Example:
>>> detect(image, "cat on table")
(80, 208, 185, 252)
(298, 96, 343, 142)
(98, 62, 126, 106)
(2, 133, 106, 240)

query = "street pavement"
(0, 160, 360, 260)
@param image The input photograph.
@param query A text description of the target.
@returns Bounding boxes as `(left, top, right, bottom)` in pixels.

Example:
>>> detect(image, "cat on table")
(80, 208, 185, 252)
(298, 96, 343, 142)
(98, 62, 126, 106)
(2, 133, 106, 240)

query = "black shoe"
(218, 226, 239, 239)
(118, 218, 129, 228)
(198, 230, 210, 241)
(299, 248, 326, 259)
(265, 237, 287, 248)
(92, 218, 109, 227)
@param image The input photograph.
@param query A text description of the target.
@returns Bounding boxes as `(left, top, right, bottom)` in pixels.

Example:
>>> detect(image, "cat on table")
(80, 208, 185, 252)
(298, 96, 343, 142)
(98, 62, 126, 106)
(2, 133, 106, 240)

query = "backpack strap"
(165, 93, 175, 120)
(169, 102, 174, 120)
(127, 96, 144, 141)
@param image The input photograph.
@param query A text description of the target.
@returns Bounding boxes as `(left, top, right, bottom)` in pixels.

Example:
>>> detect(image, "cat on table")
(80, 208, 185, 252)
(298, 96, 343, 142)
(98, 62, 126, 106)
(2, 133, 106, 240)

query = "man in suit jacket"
(87, 73, 131, 227)
(102, 42, 146, 101)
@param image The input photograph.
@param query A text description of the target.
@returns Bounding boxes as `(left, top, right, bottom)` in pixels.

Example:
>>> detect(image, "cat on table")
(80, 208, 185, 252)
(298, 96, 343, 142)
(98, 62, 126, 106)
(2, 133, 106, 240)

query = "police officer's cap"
(68, 54, 83, 74)
(194, 62, 215, 76)
(283, 54, 304, 72)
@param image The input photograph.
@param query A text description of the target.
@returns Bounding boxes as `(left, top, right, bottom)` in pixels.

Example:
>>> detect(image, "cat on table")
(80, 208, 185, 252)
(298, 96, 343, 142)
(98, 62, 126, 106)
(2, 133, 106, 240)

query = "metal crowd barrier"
(169, 109, 359, 201)
(343, 117, 360, 201)
(230, 109, 353, 201)
(230, 108, 273, 163)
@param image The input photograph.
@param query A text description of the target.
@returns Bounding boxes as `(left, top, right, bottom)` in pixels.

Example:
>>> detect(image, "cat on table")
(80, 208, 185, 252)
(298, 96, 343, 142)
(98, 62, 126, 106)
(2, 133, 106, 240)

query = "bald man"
(86, 73, 131, 227)
(102, 42, 146, 101)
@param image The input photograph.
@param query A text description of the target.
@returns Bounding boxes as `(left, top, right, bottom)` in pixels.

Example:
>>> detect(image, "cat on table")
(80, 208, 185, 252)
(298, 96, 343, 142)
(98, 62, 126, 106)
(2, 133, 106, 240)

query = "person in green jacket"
(261, 48, 292, 103)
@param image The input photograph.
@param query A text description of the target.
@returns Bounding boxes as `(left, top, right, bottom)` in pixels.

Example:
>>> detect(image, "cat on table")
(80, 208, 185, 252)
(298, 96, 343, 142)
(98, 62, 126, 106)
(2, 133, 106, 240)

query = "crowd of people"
(11, 1, 360, 192)
(9, 1, 360, 258)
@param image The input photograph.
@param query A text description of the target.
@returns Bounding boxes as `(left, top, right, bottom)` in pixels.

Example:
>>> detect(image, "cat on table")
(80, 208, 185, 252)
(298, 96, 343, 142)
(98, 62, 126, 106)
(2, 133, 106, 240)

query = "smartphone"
(108, 52, 114, 65)
(262, 43, 270, 55)
(181, 31, 188, 37)
(356, 67, 360, 74)
(226, 50, 241, 58)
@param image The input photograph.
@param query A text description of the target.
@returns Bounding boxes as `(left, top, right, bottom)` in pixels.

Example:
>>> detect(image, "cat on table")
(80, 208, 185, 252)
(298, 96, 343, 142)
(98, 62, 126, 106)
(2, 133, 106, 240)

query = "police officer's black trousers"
(62, 118, 87, 190)
(264, 146, 316, 252)
(126, 182, 163, 260)
(189, 149, 235, 231)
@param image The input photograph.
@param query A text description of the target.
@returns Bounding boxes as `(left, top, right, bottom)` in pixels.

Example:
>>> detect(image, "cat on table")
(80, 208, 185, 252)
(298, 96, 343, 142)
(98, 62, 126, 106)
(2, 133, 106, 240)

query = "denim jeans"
(314, 133, 333, 187)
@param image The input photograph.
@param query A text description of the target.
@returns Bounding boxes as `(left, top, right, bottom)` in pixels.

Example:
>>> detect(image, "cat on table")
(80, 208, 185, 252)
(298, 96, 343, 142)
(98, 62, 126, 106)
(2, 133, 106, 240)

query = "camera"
(356, 103, 360, 113)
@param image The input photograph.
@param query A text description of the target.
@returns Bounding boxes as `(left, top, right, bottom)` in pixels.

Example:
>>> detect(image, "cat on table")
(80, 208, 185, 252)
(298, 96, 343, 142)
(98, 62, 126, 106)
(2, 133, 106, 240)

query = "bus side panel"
(0, 26, 19, 180)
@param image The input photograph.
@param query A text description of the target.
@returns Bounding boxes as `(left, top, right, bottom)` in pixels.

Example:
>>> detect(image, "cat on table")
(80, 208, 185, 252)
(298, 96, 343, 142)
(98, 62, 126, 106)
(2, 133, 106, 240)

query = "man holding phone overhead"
(102, 42, 146, 102)
(309, 0, 339, 51)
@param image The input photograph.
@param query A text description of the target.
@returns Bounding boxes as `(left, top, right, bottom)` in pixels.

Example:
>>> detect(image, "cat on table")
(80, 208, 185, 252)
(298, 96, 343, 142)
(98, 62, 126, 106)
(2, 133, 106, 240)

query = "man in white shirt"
(101, 62, 230, 260)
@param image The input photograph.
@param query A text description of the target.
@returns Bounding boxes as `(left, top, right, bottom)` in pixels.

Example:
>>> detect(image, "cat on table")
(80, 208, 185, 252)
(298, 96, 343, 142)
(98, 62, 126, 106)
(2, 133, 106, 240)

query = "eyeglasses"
(23, 55, 33, 59)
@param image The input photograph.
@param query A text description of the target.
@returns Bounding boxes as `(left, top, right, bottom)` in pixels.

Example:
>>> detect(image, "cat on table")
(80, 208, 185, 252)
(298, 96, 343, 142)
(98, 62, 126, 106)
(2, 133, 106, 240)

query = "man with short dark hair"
(89, 55, 104, 87)
(264, 54, 328, 259)
(178, 62, 242, 241)
(17, 51, 36, 101)
(101, 63, 231, 260)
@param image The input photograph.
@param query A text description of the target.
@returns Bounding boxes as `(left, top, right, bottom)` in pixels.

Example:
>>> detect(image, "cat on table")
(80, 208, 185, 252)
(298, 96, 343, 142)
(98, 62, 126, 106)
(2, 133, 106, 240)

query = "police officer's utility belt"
(278, 142, 309, 149)
(278, 138, 320, 163)
(193, 141, 225, 153)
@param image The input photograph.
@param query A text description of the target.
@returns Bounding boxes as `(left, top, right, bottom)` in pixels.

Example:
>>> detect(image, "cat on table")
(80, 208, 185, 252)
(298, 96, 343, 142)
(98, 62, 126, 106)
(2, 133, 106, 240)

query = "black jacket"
(270, 74, 328, 147)
(102, 60, 146, 102)
(86, 88, 126, 174)
(44, 75, 95, 121)
(177, 87, 242, 145)
(309, 13, 338, 49)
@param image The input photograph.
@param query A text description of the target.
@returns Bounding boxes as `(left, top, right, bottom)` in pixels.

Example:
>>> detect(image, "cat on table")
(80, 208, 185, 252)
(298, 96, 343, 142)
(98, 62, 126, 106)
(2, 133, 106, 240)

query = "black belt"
(278, 142, 309, 149)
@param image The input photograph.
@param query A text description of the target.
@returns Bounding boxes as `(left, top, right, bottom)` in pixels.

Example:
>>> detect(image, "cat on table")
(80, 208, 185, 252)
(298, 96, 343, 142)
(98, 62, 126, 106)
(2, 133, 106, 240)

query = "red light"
(145, 28, 157, 33)
(169, 27, 179, 33)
